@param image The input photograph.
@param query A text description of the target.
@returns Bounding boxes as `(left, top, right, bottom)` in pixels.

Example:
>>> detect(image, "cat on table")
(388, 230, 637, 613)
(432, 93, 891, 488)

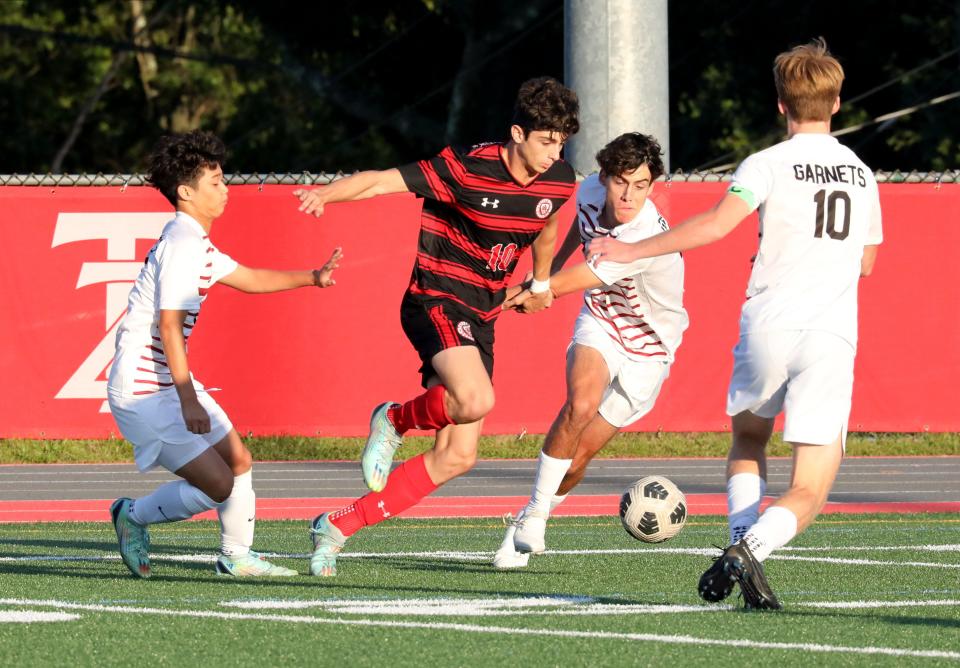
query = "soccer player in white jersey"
(495, 133, 687, 568)
(108, 130, 342, 578)
(587, 39, 882, 609)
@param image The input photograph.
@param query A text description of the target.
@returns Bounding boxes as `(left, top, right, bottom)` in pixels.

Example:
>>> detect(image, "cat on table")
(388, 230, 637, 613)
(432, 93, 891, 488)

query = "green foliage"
(0, 1, 956, 172)
(1, 432, 956, 464)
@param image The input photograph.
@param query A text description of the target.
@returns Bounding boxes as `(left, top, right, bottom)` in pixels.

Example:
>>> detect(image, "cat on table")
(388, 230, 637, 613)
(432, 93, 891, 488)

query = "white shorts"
(107, 388, 232, 473)
(726, 330, 854, 446)
(570, 311, 671, 428)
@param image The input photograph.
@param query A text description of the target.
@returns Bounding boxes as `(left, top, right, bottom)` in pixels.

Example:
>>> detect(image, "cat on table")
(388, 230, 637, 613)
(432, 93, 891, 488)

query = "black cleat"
(699, 540, 782, 610)
(698, 544, 736, 603)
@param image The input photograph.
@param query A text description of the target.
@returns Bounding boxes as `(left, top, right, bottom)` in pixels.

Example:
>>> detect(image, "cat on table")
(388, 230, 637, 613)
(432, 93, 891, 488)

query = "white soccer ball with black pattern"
(619, 475, 687, 543)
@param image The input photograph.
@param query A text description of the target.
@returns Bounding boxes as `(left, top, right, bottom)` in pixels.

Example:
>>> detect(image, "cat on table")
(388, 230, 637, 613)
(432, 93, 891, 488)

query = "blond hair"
(774, 38, 844, 122)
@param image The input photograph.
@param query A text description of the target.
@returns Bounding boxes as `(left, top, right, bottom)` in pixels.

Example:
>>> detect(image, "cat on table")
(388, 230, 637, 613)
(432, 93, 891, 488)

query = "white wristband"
(529, 277, 551, 294)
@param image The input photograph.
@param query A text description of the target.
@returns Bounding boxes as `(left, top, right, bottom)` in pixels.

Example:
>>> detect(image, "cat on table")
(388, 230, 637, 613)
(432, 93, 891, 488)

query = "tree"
(0, 1, 955, 173)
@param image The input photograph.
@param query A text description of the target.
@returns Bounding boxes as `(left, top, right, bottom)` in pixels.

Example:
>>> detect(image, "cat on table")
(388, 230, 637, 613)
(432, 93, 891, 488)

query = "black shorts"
(400, 293, 495, 388)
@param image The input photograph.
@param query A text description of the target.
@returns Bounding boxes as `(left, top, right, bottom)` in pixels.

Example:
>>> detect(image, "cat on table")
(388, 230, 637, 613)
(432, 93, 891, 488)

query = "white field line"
(0, 597, 957, 660)
(222, 597, 732, 617)
(0, 611, 81, 623)
(772, 555, 960, 569)
(219, 596, 960, 616)
(807, 599, 960, 609)
(0, 544, 958, 565)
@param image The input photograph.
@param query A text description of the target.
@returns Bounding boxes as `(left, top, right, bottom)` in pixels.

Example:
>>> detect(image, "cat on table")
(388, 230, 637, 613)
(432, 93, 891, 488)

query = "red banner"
(1, 182, 957, 437)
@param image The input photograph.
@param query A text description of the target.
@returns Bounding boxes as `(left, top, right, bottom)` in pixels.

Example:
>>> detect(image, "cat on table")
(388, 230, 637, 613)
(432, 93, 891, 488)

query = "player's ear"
(176, 183, 193, 202)
(776, 99, 786, 117)
(510, 124, 527, 144)
(831, 97, 840, 115)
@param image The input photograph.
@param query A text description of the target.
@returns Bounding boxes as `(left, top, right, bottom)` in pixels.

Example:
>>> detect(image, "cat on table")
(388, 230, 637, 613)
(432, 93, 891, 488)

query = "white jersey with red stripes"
(580, 174, 688, 361)
(730, 133, 883, 349)
(108, 212, 238, 396)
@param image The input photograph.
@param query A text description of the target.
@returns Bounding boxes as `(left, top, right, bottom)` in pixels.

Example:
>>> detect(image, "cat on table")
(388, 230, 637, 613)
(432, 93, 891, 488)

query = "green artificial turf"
(0, 514, 957, 666)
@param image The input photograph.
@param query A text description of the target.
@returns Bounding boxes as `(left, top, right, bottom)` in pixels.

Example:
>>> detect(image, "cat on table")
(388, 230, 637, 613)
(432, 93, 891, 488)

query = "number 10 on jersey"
(813, 189, 851, 240)
(487, 243, 518, 271)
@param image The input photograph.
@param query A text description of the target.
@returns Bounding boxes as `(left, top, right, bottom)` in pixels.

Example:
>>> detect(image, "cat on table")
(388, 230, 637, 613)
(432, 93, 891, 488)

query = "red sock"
(388, 384, 452, 434)
(328, 454, 439, 537)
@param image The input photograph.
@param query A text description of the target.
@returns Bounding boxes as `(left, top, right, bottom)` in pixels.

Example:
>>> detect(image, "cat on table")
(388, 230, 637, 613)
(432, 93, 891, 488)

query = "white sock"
(129, 480, 219, 525)
(550, 494, 567, 512)
(727, 472, 766, 544)
(218, 470, 255, 557)
(525, 452, 572, 515)
(743, 506, 798, 562)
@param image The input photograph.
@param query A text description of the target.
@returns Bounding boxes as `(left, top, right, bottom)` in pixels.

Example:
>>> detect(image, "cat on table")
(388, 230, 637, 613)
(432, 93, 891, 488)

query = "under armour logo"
(377, 500, 391, 518)
(481, 198, 499, 208)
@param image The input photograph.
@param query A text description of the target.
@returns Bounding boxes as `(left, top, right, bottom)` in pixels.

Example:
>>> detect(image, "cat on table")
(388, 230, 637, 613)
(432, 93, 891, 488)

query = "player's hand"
(502, 284, 524, 309)
(293, 187, 327, 217)
(517, 288, 553, 314)
(181, 398, 211, 434)
(313, 247, 343, 288)
(503, 288, 530, 311)
(586, 236, 634, 264)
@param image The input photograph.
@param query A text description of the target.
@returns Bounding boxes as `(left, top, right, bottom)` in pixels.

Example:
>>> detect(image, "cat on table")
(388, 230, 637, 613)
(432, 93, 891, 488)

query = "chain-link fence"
(0, 170, 957, 187)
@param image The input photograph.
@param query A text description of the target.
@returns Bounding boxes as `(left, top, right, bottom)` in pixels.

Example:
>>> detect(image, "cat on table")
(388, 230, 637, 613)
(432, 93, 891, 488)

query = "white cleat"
(493, 512, 530, 569)
(513, 508, 548, 554)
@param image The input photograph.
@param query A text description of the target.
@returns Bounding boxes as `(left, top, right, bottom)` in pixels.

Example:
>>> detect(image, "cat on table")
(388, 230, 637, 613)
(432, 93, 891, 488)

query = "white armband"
(529, 277, 551, 294)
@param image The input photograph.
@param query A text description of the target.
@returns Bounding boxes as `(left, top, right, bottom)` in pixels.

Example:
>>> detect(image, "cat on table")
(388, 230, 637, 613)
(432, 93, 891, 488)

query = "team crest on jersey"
(456, 321, 475, 341)
(535, 198, 553, 219)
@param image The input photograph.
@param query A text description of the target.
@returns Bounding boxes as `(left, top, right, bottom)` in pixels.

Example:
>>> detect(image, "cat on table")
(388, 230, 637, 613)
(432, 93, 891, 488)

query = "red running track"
(1, 495, 958, 523)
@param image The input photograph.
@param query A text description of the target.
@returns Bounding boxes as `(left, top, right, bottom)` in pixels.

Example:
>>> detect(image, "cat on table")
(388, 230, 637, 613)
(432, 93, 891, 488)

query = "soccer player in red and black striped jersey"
(293, 76, 580, 576)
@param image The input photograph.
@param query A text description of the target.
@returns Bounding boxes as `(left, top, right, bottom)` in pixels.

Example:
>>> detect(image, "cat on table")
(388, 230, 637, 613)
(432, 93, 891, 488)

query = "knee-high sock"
(743, 506, 798, 561)
(727, 472, 767, 544)
(129, 480, 220, 525)
(329, 454, 438, 536)
(524, 451, 573, 515)
(218, 470, 255, 556)
(388, 385, 453, 434)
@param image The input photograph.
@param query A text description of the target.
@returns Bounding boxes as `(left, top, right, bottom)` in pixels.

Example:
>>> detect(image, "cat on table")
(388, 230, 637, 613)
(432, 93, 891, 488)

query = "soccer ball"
(619, 475, 687, 543)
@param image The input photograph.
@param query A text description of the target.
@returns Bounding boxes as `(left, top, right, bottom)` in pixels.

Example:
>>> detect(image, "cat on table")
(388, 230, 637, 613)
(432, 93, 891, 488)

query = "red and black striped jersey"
(398, 142, 576, 321)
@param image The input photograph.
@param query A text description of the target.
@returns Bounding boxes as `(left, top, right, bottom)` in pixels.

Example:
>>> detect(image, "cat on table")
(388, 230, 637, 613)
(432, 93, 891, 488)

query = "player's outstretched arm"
(218, 247, 343, 293)
(159, 309, 210, 434)
(587, 192, 753, 264)
(506, 263, 602, 313)
(293, 169, 408, 217)
(550, 262, 603, 298)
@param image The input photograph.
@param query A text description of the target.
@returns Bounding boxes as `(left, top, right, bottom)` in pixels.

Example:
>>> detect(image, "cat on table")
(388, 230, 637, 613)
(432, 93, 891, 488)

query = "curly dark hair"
(595, 133, 664, 181)
(146, 130, 226, 207)
(511, 76, 580, 139)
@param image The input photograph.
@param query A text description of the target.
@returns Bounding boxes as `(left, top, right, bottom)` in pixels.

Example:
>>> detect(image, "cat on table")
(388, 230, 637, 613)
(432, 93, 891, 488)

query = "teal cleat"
(361, 402, 403, 492)
(216, 551, 298, 577)
(309, 513, 347, 577)
(110, 497, 151, 579)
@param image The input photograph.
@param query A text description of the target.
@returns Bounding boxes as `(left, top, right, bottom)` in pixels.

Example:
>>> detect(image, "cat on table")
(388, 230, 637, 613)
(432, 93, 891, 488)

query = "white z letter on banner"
(51, 213, 169, 413)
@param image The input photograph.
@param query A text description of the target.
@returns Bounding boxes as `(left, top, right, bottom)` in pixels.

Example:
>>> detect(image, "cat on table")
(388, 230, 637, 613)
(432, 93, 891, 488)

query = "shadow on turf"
(0, 555, 677, 608)
(0, 536, 214, 554)
(351, 555, 566, 576)
(775, 606, 960, 630)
